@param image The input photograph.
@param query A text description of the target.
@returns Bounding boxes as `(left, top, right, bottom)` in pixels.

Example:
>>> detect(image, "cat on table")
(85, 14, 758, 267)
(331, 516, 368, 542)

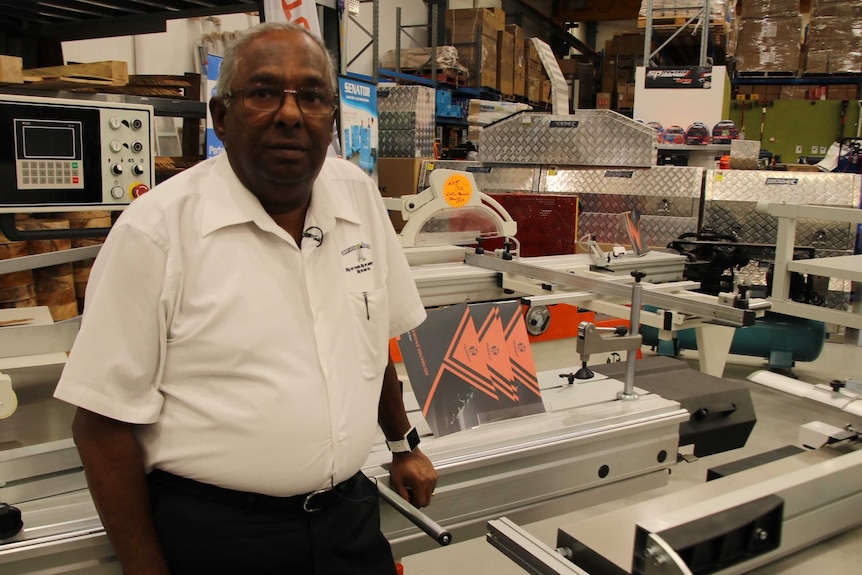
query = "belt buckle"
(302, 488, 330, 513)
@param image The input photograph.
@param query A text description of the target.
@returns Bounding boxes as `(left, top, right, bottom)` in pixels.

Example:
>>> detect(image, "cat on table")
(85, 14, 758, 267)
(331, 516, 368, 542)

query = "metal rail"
(464, 252, 760, 327)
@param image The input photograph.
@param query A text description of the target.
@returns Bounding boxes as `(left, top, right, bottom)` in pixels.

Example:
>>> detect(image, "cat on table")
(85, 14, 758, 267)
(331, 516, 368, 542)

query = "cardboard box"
(496, 30, 514, 95)
(735, 16, 802, 72)
(377, 158, 429, 232)
(617, 92, 635, 109)
(541, 79, 552, 104)
(779, 85, 808, 100)
(596, 92, 611, 109)
(446, 8, 503, 41)
(739, 0, 800, 17)
(512, 33, 526, 97)
(557, 58, 578, 75)
(505, 24, 526, 46)
(0, 55, 23, 84)
(525, 40, 541, 63)
(828, 84, 859, 100)
(525, 56, 544, 81)
(453, 34, 498, 88)
(812, 0, 862, 18)
(527, 77, 542, 102)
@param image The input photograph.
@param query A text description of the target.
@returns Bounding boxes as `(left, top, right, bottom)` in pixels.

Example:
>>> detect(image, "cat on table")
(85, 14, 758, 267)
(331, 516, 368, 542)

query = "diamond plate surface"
(377, 85, 435, 114)
(704, 170, 861, 204)
(542, 166, 702, 198)
(478, 111, 658, 167)
(579, 212, 696, 247)
(418, 161, 539, 192)
(379, 110, 435, 131)
(735, 258, 851, 311)
(573, 193, 698, 217)
(379, 128, 435, 158)
(703, 201, 856, 251)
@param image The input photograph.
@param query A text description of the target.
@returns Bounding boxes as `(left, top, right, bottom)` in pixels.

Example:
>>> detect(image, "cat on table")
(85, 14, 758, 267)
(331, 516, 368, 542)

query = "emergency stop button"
(131, 183, 150, 198)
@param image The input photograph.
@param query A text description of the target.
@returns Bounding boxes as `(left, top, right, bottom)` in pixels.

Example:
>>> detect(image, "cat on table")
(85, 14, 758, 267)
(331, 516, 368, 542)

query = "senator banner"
(645, 66, 713, 89)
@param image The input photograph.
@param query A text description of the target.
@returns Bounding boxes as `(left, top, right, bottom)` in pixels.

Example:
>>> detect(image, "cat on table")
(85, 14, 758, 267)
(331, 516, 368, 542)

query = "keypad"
(18, 160, 82, 188)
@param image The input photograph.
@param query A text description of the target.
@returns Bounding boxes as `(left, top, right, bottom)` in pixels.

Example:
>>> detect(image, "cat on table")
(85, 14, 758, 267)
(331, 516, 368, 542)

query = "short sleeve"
(54, 222, 170, 423)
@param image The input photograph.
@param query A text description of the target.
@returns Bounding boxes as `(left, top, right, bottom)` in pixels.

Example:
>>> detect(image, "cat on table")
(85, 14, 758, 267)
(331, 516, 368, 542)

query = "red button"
(72, 176, 79, 183)
(132, 184, 150, 198)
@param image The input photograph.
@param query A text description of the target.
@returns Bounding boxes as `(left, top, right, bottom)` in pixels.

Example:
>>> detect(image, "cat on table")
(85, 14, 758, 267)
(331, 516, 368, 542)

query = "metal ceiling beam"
(10, 1, 261, 40)
(505, 0, 599, 65)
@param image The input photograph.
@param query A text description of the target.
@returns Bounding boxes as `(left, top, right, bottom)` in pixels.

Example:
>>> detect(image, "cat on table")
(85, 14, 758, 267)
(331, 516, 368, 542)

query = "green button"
(72, 162, 79, 168)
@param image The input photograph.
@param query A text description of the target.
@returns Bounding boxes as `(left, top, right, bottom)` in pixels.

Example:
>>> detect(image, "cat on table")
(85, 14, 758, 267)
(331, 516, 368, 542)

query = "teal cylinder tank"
(641, 310, 826, 364)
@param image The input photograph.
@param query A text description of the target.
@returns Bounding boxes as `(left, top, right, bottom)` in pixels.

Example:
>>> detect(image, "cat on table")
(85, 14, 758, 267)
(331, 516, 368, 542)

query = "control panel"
(0, 94, 155, 211)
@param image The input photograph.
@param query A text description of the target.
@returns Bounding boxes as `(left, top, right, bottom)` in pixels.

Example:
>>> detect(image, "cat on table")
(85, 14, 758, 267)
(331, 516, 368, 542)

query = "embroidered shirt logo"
(342, 242, 373, 274)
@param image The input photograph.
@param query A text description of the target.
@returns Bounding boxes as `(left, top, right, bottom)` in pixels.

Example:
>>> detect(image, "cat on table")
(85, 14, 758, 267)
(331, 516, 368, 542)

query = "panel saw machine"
(2, 104, 769, 572)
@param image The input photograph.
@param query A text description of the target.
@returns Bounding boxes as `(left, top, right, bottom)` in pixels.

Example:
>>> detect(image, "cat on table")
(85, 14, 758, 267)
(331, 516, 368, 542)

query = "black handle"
(694, 403, 737, 421)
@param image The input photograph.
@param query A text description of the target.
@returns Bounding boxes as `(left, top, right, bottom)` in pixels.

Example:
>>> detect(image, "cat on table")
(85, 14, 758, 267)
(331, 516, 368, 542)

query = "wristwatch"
(386, 426, 420, 453)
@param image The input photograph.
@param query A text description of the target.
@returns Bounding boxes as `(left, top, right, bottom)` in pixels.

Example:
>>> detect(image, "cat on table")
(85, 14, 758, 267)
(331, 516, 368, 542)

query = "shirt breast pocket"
(346, 286, 389, 379)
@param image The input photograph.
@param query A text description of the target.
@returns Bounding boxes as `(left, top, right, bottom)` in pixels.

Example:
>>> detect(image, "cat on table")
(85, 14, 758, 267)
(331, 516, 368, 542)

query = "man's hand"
(389, 448, 437, 508)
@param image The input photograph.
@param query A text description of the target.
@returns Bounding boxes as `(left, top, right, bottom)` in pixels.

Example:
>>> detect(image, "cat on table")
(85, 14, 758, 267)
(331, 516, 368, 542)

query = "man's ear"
(209, 97, 228, 143)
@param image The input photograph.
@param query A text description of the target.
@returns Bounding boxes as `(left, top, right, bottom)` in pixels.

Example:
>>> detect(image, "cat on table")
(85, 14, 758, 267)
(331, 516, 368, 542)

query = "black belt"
(148, 469, 361, 513)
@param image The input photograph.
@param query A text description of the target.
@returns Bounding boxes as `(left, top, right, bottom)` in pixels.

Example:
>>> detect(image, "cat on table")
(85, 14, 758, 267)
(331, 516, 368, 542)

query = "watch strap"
(386, 426, 420, 453)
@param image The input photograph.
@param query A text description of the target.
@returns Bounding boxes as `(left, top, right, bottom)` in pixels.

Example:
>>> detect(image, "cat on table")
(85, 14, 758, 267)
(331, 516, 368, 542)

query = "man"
(54, 21, 437, 575)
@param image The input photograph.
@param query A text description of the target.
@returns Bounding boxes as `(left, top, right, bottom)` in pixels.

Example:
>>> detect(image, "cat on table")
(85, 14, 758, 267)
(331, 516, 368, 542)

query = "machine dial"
(132, 164, 144, 176)
(111, 164, 124, 176)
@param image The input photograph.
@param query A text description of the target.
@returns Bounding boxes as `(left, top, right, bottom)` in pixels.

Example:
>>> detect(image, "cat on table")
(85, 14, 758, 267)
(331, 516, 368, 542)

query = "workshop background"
(1, 1, 862, 574)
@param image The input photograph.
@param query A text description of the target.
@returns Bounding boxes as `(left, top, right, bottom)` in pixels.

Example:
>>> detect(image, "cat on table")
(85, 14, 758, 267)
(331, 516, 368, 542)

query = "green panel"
(728, 99, 861, 164)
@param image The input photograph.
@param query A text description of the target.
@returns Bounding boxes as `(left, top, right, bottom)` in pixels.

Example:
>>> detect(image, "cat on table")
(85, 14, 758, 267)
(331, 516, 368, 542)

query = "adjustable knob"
(111, 164, 123, 176)
(132, 164, 144, 176)
(0, 502, 23, 539)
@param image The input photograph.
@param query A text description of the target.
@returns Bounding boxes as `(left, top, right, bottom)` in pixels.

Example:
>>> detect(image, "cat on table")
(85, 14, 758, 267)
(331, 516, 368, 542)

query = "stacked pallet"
(805, 0, 862, 74)
(735, 0, 802, 75)
(637, 0, 728, 33)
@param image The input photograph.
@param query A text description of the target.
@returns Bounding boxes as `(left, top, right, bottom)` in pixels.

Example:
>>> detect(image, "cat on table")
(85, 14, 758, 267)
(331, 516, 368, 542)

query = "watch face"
(407, 427, 420, 451)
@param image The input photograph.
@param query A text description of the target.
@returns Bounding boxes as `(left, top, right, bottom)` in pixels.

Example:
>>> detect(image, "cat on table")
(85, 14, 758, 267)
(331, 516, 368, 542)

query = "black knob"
(631, 270, 646, 282)
(560, 372, 577, 385)
(474, 237, 485, 254)
(830, 380, 846, 392)
(0, 502, 23, 539)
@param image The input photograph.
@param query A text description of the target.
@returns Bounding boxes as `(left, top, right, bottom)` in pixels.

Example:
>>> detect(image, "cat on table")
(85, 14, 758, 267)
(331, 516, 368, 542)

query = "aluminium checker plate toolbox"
(703, 169, 862, 304)
(418, 162, 703, 248)
(541, 166, 703, 248)
(477, 110, 658, 167)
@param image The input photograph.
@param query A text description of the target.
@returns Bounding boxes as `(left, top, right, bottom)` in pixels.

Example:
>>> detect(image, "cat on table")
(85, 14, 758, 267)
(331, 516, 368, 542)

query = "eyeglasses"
(226, 87, 336, 115)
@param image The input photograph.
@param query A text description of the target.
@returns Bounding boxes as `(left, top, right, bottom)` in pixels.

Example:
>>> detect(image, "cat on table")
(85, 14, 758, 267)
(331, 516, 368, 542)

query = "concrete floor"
(399, 337, 862, 575)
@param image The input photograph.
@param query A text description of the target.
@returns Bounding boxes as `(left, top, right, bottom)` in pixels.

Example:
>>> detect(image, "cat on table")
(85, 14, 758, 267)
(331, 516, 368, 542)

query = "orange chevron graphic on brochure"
(425, 306, 496, 417)
(499, 303, 542, 397)
(474, 305, 518, 402)
(397, 302, 544, 437)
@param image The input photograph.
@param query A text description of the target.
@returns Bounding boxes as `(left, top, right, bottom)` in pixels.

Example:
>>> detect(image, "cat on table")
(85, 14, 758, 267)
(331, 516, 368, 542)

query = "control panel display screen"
(21, 124, 78, 159)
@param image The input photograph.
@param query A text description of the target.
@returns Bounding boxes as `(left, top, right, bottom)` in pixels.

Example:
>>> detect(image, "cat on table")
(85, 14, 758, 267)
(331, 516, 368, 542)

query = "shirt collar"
(200, 156, 361, 239)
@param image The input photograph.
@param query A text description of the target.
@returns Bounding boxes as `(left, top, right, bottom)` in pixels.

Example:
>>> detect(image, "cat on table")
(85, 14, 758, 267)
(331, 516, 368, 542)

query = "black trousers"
(147, 470, 398, 575)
